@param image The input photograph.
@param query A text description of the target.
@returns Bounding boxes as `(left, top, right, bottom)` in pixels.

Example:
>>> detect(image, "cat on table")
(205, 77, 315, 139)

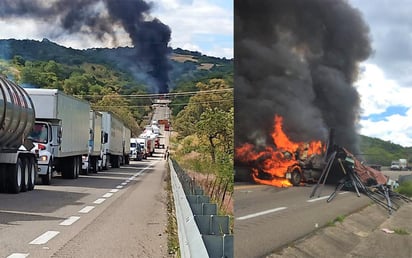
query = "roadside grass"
(326, 215, 346, 227)
(165, 164, 180, 257)
(394, 228, 410, 235)
(395, 181, 412, 197)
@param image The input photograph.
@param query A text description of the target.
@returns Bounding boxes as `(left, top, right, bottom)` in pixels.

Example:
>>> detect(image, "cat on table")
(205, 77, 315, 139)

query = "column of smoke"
(235, 0, 372, 154)
(0, 0, 171, 93)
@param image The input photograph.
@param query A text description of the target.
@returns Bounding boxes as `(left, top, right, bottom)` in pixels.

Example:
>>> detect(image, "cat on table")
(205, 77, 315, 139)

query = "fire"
(235, 115, 324, 187)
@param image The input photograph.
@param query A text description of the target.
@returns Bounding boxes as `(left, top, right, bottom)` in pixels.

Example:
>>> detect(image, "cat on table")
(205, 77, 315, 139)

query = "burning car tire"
(290, 168, 302, 186)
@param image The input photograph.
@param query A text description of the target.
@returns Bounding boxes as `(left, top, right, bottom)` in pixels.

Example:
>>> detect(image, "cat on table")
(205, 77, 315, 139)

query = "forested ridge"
(359, 135, 412, 166)
(0, 38, 233, 137)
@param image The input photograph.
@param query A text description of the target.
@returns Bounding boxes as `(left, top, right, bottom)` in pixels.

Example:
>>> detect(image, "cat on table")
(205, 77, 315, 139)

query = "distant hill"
(0, 38, 233, 91)
(359, 135, 412, 167)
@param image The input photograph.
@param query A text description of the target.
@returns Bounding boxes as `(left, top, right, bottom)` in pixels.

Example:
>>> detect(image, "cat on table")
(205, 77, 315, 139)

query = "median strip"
(236, 207, 288, 221)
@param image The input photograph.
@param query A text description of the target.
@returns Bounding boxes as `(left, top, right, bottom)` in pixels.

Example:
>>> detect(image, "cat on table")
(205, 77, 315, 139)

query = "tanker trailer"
(0, 76, 38, 194)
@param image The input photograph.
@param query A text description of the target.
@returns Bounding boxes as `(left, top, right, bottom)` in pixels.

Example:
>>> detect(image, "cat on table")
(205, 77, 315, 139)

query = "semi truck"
(130, 138, 144, 161)
(82, 110, 103, 174)
(101, 111, 128, 169)
(25, 88, 90, 183)
(0, 76, 38, 193)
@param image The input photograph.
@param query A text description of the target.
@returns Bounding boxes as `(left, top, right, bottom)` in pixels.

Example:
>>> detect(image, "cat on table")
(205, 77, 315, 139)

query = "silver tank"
(0, 76, 35, 150)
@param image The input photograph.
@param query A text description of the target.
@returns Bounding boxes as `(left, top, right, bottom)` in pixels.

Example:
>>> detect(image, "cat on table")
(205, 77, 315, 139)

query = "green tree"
(173, 78, 233, 138)
(196, 107, 234, 164)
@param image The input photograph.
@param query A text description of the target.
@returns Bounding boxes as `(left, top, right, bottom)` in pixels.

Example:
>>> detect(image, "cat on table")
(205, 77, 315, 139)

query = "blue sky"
(0, 0, 233, 59)
(349, 0, 412, 147)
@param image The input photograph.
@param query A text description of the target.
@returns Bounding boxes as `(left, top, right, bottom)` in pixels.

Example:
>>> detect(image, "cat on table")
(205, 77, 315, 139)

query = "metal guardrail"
(169, 159, 233, 258)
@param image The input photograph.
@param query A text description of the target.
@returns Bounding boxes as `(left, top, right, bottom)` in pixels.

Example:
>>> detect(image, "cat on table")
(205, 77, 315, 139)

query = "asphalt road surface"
(234, 183, 372, 258)
(0, 152, 170, 258)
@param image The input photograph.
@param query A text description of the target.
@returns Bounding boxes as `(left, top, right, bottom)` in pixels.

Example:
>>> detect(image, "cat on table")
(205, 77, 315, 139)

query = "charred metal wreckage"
(310, 129, 412, 215)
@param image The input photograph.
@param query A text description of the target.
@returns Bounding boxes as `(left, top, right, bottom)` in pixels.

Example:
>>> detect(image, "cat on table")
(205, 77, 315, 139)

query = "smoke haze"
(0, 0, 172, 93)
(235, 0, 372, 153)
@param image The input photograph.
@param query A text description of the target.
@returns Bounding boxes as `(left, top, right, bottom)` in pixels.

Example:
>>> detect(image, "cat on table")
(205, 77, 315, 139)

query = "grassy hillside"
(0, 38, 233, 91)
(359, 135, 412, 166)
(0, 38, 233, 136)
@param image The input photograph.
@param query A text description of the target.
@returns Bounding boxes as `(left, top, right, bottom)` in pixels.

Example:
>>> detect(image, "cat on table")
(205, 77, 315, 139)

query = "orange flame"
(235, 115, 324, 187)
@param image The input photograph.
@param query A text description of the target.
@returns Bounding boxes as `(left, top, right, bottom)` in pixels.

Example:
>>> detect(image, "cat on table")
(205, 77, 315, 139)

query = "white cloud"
(355, 63, 412, 146)
(0, 1, 233, 58)
(152, 0, 233, 58)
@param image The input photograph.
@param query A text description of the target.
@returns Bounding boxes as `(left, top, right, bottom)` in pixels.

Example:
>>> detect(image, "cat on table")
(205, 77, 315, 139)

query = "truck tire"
(290, 169, 302, 186)
(20, 157, 29, 192)
(111, 155, 120, 168)
(7, 157, 24, 194)
(74, 156, 80, 179)
(41, 161, 52, 185)
(27, 157, 36, 190)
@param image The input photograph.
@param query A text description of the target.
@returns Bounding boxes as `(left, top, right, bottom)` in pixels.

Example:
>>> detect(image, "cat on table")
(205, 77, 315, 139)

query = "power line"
(74, 88, 233, 99)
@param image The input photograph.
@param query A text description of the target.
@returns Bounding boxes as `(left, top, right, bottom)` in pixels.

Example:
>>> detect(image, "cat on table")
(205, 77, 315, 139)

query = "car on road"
(390, 161, 401, 170)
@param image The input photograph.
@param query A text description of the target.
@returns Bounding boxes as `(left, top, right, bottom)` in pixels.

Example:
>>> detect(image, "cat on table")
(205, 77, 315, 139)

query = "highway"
(234, 182, 372, 258)
(0, 152, 169, 258)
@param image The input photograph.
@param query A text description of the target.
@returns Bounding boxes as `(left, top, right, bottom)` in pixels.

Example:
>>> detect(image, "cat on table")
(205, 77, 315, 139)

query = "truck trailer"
(82, 110, 103, 174)
(101, 111, 126, 169)
(25, 88, 90, 183)
(0, 77, 38, 193)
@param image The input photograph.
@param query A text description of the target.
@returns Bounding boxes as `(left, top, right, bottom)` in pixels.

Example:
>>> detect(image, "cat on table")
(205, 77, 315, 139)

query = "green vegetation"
(170, 78, 234, 216)
(395, 181, 412, 197)
(394, 228, 410, 235)
(326, 215, 346, 226)
(0, 38, 232, 138)
(359, 135, 412, 166)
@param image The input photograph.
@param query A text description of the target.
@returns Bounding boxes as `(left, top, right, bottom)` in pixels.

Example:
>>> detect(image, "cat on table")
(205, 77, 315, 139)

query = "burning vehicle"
(235, 115, 326, 187)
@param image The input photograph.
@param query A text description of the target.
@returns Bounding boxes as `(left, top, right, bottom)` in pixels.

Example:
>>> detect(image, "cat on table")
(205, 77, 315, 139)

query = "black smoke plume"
(235, 0, 372, 154)
(0, 0, 172, 93)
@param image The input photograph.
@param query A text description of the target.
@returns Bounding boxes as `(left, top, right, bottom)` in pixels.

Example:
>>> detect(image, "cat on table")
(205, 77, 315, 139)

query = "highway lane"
(0, 152, 169, 258)
(234, 183, 372, 258)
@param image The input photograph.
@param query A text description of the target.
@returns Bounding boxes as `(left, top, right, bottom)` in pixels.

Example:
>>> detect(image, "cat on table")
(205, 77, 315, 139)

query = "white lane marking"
(116, 185, 124, 189)
(307, 195, 330, 202)
(307, 192, 350, 203)
(236, 207, 287, 221)
(102, 193, 113, 198)
(59, 216, 80, 226)
(78, 206, 95, 213)
(94, 198, 106, 204)
(110, 189, 119, 193)
(128, 176, 135, 180)
(7, 253, 29, 258)
(29, 231, 60, 245)
(121, 182, 127, 185)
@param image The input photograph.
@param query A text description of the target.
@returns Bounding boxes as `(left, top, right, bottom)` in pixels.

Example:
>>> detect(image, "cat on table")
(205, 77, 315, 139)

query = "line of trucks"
(129, 120, 166, 161)
(0, 76, 131, 194)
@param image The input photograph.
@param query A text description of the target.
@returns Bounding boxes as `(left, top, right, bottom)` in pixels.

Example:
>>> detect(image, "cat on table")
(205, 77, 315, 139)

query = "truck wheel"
(111, 156, 120, 168)
(92, 157, 99, 173)
(74, 156, 80, 179)
(290, 169, 302, 186)
(27, 157, 36, 190)
(7, 157, 23, 193)
(20, 157, 29, 192)
(41, 162, 52, 185)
